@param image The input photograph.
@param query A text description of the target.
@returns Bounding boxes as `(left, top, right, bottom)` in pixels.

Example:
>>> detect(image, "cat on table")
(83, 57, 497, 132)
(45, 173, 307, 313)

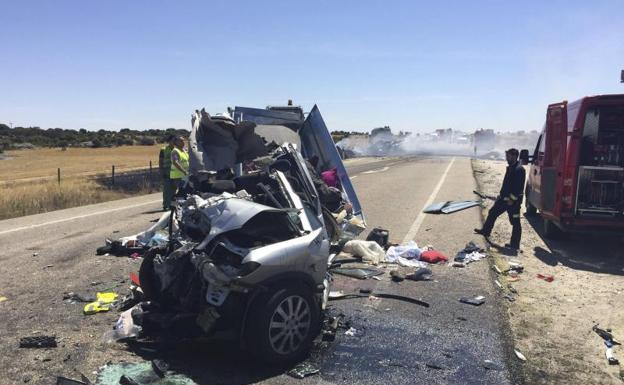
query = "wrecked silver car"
(130, 104, 364, 363)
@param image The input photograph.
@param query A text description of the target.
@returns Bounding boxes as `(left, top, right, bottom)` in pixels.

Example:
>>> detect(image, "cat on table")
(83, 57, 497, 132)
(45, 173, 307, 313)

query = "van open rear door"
(541, 102, 568, 218)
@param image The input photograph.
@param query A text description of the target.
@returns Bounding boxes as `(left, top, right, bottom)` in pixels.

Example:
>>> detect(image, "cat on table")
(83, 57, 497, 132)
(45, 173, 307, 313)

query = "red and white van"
(521, 94, 624, 237)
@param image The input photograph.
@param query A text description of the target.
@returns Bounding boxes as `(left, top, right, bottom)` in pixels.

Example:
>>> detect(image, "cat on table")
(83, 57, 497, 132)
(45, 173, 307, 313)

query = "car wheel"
(246, 285, 319, 363)
(543, 218, 560, 239)
(138, 246, 165, 301)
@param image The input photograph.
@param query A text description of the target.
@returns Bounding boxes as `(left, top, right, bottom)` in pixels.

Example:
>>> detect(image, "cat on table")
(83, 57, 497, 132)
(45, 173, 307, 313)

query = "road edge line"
(0, 199, 161, 236)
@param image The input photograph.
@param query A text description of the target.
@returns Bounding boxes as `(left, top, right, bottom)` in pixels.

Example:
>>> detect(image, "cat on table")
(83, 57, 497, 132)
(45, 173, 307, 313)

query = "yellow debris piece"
(83, 292, 118, 315)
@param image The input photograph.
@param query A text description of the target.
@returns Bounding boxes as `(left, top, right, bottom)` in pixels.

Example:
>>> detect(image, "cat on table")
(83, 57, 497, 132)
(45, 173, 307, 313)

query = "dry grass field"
(0, 146, 160, 182)
(0, 179, 134, 220)
(0, 146, 160, 219)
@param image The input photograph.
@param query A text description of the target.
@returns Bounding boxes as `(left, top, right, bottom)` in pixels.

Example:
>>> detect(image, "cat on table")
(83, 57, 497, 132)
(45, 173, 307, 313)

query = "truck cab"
(522, 94, 624, 237)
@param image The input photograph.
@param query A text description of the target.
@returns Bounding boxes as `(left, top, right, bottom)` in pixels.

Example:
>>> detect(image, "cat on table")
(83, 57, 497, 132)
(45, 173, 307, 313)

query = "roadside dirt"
(473, 159, 624, 385)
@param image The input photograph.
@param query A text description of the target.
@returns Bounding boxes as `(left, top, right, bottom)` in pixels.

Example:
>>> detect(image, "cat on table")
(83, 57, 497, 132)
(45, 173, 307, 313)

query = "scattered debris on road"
(287, 361, 320, 379)
(19, 335, 57, 348)
(593, 325, 621, 365)
(83, 292, 118, 315)
(459, 296, 485, 306)
(514, 349, 527, 361)
(366, 227, 390, 248)
(405, 267, 433, 281)
(453, 241, 487, 264)
(56, 376, 89, 385)
(63, 292, 96, 303)
(342, 239, 386, 265)
(423, 200, 481, 214)
(95, 362, 195, 385)
(536, 273, 554, 282)
(332, 267, 384, 279)
(593, 325, 620, 345)
(419, 249, 448, 264)
(390, 270, 405, 282)
(385, 241, 426, 267)
(482, 359, 502, 370)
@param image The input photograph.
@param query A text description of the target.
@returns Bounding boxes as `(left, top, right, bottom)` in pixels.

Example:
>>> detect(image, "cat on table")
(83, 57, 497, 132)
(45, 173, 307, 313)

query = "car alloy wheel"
(268, 295, 311, 355)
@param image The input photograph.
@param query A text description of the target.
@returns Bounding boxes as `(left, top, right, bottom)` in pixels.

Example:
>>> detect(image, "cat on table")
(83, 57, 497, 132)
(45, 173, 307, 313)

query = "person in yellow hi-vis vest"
(170, 136, 189, 192)
(158, 134, 176, 210)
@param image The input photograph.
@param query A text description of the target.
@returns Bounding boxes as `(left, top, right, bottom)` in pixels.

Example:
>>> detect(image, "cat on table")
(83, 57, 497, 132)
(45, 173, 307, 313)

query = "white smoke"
(337, 131, 539, 160)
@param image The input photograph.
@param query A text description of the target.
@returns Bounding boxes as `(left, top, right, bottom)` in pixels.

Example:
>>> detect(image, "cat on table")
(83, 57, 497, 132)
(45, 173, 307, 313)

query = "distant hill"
(0, 124, 189, 151)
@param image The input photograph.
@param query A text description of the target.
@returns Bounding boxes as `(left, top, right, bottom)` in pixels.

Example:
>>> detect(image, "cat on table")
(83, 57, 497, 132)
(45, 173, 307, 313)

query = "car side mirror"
(519, 149, 531, 165)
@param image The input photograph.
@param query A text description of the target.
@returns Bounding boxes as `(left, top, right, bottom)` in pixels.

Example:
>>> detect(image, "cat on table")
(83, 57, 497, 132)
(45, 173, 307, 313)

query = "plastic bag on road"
(343, 240, 386, 265)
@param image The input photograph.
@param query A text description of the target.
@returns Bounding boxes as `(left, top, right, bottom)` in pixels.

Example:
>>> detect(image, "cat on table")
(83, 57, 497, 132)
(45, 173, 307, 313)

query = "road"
(0, 156, 518, 385)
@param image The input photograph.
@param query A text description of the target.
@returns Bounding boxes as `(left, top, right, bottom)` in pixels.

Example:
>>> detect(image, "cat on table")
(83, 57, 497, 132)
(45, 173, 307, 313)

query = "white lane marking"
(362, 166, 390, 174)
(0, 199, 161, 236)
(401, 157, 456, 244)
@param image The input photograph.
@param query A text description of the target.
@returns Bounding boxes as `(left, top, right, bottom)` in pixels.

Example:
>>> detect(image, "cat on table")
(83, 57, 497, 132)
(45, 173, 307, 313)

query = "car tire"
(525, 186, 537, 216)
(543, 218, 560, 239)
(138, 246, 165, 301)
(245, 284, 320, 364)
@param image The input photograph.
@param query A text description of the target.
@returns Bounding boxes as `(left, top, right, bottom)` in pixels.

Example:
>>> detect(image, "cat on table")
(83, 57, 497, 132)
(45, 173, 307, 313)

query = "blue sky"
(1, 0, 623, 133)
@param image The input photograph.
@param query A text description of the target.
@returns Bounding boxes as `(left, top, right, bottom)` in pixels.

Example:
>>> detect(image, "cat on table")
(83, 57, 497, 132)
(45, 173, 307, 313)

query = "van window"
(583, 108, 600, 142)
(579, 105, 624, 166)
(533, 134, 543, 158)
(537, 124, 546, 162)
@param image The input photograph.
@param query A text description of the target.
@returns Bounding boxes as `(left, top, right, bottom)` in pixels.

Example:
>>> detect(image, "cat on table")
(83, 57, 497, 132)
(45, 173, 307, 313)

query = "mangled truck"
(118, 104, 365, 363)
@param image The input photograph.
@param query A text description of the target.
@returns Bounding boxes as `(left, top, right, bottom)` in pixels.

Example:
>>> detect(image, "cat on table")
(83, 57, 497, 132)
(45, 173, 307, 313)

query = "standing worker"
(474, 148, 526, 250)
(170, 136, 189, 192)
(158, 135, 175, 210)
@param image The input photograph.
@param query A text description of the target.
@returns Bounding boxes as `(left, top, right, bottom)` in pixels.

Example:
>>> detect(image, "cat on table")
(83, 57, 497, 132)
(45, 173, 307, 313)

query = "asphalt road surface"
(0, 156, 519, 385)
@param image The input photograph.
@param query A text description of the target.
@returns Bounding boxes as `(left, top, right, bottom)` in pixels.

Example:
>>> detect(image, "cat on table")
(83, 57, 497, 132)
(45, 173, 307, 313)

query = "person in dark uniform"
(474, 148, 526, 250)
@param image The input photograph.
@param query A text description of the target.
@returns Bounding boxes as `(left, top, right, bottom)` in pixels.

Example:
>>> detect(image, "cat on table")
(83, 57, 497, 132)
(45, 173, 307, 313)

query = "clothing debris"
(342, 240, 386, 265)
(386, 241, 427, 267)
(420, 250, 448, 264)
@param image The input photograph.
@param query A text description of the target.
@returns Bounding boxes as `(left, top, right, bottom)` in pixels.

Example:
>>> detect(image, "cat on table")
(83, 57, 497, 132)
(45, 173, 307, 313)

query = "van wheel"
(245, 284, 319, 364)
(543, 218, 560, 239)
(525, 187, 537, 216)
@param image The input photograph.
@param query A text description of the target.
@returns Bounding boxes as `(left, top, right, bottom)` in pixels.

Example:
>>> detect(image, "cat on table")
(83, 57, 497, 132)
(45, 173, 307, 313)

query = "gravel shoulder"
(472, 158, 624, 385)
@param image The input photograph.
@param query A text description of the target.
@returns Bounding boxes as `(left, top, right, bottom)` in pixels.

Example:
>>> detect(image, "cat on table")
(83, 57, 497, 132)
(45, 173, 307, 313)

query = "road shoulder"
(472, 158, 624, 385)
